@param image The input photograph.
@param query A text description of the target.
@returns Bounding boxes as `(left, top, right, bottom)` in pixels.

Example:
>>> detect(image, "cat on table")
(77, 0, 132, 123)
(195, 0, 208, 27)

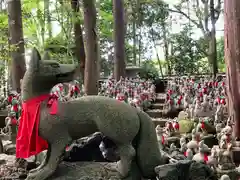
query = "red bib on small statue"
(16, 94, 58, 158)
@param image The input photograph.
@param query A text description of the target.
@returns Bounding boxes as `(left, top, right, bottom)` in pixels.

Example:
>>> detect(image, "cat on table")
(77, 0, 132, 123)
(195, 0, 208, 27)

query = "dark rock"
(155, 160, 218, 180)
(155, 160, 191, 180)
(189, 161, 218, 180)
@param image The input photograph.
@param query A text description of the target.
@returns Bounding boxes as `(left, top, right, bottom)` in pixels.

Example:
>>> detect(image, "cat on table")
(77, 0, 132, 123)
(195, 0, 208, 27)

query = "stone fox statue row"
(16, 48, 163, 180)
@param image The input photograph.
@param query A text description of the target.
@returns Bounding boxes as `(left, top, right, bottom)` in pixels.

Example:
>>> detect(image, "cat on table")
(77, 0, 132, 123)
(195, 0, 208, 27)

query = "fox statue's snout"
(55, 63, 77, 83)
(21, 48, 77, 101)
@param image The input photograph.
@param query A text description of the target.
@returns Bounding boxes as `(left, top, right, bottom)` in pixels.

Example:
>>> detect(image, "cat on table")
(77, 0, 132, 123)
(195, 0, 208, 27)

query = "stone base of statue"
(49, 161, 142, 180)
(0, 154, 143, 180)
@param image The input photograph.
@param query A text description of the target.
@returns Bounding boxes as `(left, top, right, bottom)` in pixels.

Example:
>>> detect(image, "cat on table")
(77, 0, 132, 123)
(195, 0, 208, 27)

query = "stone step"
(146, 110, 164, 118)
(151, 103, 164, 110)
(156, 93, 166, 98)
(155, 93, 166, 104)
(152, 118, 167, 127)
(155, 98, 165, 103)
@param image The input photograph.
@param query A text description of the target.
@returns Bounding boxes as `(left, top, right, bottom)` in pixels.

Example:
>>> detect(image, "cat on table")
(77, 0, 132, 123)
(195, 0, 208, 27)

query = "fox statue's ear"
(29, 47, 41, 71)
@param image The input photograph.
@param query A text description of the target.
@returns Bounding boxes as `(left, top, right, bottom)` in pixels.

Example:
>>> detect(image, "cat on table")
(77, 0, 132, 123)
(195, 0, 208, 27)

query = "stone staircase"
(146, 93, 168, 127)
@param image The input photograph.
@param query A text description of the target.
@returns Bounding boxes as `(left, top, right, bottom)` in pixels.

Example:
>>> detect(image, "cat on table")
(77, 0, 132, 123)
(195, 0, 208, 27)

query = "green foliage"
(141, 0, 169, 27)
(217, 37, 225, 72)
(99, 0, 113, 39)
(0, 11, 11, 63)
(0, 0, 224, 80)
(169, 26, 208, 75)
(138, 60, 159, 80)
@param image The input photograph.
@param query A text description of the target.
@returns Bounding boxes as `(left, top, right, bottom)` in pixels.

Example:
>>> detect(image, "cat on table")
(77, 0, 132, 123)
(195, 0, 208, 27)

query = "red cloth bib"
(16, 94, 58, 158)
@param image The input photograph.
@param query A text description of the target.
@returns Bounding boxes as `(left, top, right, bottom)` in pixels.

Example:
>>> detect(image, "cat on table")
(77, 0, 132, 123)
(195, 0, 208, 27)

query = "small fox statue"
(17, 48, 162, 180)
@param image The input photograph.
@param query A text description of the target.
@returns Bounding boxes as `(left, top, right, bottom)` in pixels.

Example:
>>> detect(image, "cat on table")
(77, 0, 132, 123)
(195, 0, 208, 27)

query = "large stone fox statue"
(17, 48, 162, 180)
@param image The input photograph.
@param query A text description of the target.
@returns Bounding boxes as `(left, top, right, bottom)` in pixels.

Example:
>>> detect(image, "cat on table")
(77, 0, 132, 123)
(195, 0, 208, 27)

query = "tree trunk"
(95, 0, 101, 81)
(138, 27, 142, 66)
(132, 17, 137, 65)
(209, 0, 218, 77)
(150, 28, 163, 77)
(71, 0, 86, 80)
(37, 2, 45, 46)
(137, 0, 141, 66)
(82, 0, 99, 95)
(7, 0, 26, 93)
(224, 0, 240, 138)
(162, 22, 171, 75)
(208, 31, 218, 77)
(44, 0, 52, 37)
(113, 0, 126, 81)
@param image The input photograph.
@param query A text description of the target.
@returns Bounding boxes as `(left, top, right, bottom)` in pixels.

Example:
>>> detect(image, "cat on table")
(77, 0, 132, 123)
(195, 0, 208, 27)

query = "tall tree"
(224, 0, 240, 138)
(71, 0, 86, 79)
(7, 0, 26, 92)
(161, 20, 171, 75)
(113, 0, 126, 80)
(82, 0, 99, 95)
(129, 0, 138, 65)
(169, 0, 221, 77)
(44, 0, 52, 37)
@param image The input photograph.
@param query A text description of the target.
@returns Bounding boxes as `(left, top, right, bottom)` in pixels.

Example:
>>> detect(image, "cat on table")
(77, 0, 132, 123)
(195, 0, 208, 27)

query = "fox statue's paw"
(116, 144, 136, 178)
(116, 159, 131, 178)
(26, 166, 55, 180)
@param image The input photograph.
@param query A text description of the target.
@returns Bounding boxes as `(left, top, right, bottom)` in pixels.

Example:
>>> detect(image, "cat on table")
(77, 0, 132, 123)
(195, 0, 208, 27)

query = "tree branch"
(213, 0, 221, 23)
(168, 8, 205, 34)
(201, 0, 209, 33)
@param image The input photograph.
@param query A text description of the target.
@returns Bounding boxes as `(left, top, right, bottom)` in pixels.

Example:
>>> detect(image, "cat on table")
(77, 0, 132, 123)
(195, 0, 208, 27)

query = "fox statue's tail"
(136, 110, 163, 178)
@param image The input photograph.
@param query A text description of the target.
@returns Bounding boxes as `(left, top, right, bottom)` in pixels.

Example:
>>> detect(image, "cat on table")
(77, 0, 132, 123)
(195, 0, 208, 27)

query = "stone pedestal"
(49, 161, 143, 180)
(0, 155, 144, 180)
